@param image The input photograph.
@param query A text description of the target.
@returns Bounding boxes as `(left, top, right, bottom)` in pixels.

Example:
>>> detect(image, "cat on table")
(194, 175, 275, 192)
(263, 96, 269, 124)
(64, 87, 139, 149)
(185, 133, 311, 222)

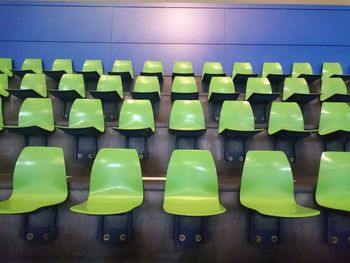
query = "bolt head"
(195, 235, 202, 242)
(120, 234, 127, 241)
(26, 233, 34, 241)
(103, 233, 110, 241)
(179, 234, 186, 242)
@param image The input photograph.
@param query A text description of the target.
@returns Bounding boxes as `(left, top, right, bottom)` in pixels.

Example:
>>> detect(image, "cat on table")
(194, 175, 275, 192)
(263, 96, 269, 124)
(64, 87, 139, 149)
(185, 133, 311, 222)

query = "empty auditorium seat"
(0, 58, 13, 77)
(113, 99, 155, 159)
(0, 74, 9, 97)
(282, 78, 320, 103)
(76, 59, 103, 90)
(322, 62, 350, 80)
(12, 58, 43, 78)
(169, 100, 206, 149)
(219, 101, 262, 162)
(163, 149, 226, 216)
(262, 62, 289, 85)
(5, 98, 54, 145)
(231, 62, 258, 85)
(292, 62, 321, 83)
(172, 61, 194, 79)
(240, 150, 320, 217)
(202, 62, 225, 84)
(171, 76, 198, 100)
(131, 76, 160, 102)
(8, 73, 47, 99)
(140, 60, 164, 81)
(108, 60, 134, 82)
(44, 59, 73, 83)
(320, 78, 350, 102)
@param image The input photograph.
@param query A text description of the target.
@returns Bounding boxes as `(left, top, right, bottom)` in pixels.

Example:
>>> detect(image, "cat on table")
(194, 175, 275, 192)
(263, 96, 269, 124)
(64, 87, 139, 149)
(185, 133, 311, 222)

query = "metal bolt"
(227, 156, 233, 162)
(179, 234, 186, 242)
(255, 235, 262, 243)
(331, 236, 338, 244)
(26, 233, 34, 241)
(103, 233, 110, 241)
(77, 153, 83, 159)
(88, 154, 94, 159)
(239, 156, 244, 162)
(120, 234, 127, 241)
(271, 235, 279, 243)
(43, 233, 50, 241)
(139, 154, 144, 160)
(195, 235, 202, 242)
(289, 157, 295, 163)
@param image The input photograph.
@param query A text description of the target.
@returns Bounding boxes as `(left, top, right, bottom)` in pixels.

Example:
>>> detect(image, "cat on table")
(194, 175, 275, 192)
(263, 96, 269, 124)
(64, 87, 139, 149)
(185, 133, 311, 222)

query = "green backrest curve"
(240, 151, 296, 206)
(22, 59, 43, 74)
(322, 62, 343, 79)
(112, 60, 134, 78)
(316, 152, 350, 209)
(96, 75, 123, 98)
(202, 62, 224, 78)
(169, 100, 205, 130)
(89, 148, 143, 196)
(219, 101, 255, 133)
(118, 100, 155, 132)
(173, 61, 194, 74)
(142, 61, 164, 75)
(292, 63, 313, 78)
(68, 99, 105, 132)
(165, 150, 220, 198)
(20, 73, 47, 97)
(283, 78, 310, 100)
(58, 74, 85, 97)
(245, 77, 272, 100)
(18, 98, 54, 131)
(232, 62, 253, 78)
(262, 62, 283, 77)
(134, 76, 160, 95)
(0, 99, 3, 130)
(208, 77, 235, 98)
(268, 102, 305, 134)
(320, 78, 347, 101)
(82, 60, 103, 75)
(12, 147, 67, 198)
(0, 58, 13, 77)
(172, 76, 197, 93)
(52, 59, 73, 74)
(319, 102, 350, 135)
(0, 74, 9, 97)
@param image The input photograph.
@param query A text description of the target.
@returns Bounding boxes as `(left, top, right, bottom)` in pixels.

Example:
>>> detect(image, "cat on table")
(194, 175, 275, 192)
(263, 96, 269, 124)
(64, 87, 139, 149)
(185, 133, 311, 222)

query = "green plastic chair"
(81, 60, 103, 76)
(71, 148, 143, 215)
(319, 102, 350, 136)
(240, 150, 320, 217)
(51, 59, 73, 73)
(22, 58, 43, 74)
(231, 62, 257, 81)
(208, 76, 238, 102)
(131, 76, 160, 102)
(171, 76, 198, 100)
(0, 74, 9, 97)
(0, 58, 13, 77)
(245, 77, 279, 101)
(315, 152, 350, 212)
(0, 99, 3, 131)
(163, 149, 226, 216)
(202, 62, 225, 83)
(141, 60, 164, 81)
(110, 60, 134, 81)
(0, 146, 67, 214)
(172, 61, 194, 79)
(49, 74, 85, 99)
(322, 62, 345, 79)
(262, 62, 284, 77)
(90, 75, 123, 102)
(9, 73, 47, 99)
(282, 78, 319, 102)
(320, 78, 350, 102)
(5, 98, 54, 134)
(291, 62, 321, 83)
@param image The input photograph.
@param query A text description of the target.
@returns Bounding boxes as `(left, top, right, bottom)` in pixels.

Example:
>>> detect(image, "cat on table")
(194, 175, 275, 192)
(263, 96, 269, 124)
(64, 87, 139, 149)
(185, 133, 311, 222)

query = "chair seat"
(169, 128, 206, 137)
(171, 92, 199, 101)
(8, 89, 45, 99)
(131, 91, 160, 102)
(108, 71, 133, 82)
(209, 92, 239, 103)
(11, 70, 35, 78)
(48, 89, 83, 101)
(323, 94, 350, 103)
(266, 74, 290, 82)
(44, 70, 66, 82)
(284, 93, 320, 103)
(233, 73, 258, 83)
(297, 74, 321, 83)
(57, 126, 104, 136)
(164, 196, 226, 216)
(90, 90, 123, 102)
(330, 74, 350, 81)
(75, 71, 100, 82)
(220, 129, 262, 138)
(114, 127, 154, 137)
(319, 129, 350, 138)
(247, 93, 280, 103)
(5, 125, 54, 135)
(317, 193, 350, 212)
(269, 129, 316, 139)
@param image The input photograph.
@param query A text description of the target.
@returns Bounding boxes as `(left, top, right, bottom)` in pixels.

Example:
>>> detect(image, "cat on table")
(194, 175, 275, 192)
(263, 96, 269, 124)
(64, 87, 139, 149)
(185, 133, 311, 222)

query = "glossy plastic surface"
(202, 62, 224, 78)
(316, 152, 350, 212)
(96, 75, 123, 98)
(163, 150, 226, 216)
(20, 73, 47, 97)
(0, 58, 13, 77)
(142, 61, 164, 75)
(231, 62, 253, 78)
(22, 58, 42, 74)
(58, 74, 85, 97)
(208, 76, 235, 99)
(292, 62, 314, 77)
(82, 59, 103, 75)
(172, 61, 194, 74)
(283, 78, 310, 100)
(112, 60, 134, 78)
(262, 62, 283, 77)
(322, 62, 343, 79)
(0, 147, 67, 214)
(71, 148, 143, 215)
(245, 77, 272, 100)
(52, 59, 73, 73)
(320, 77, 347, 101)
(319, 102, 350, 135)
(0, 74, 9, 97)
(134, 76, 160, 95)
(240, 151, 320, 217)
(169, 100, 205, 131)
(172, 76, 197, 93)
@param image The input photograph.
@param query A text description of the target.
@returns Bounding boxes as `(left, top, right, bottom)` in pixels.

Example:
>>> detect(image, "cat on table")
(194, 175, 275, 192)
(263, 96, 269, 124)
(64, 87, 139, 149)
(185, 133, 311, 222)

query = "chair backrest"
(245, 77, 272, 99)
(82, 60, 103, 75)
(58, 74, 85, 97)
(262, 62, 283, 77)
(319, 102, 350, 135)
(112, 60, 134, 78)
(268, 102, 305, 134)
(202, 62, 223, 77)
(68, 99, 105, 132)
(0, 99, 3, 130)
(320, 77, 347, 101)
(292, 62, 313, 77)
(12, 146, 67, 200)
(219, 101, 255, 133)
(20, 73, 47, 97)
(322, 62, 343, 79)
(231, 62, 253, 78)
(0, 58, 12, 76)
(169, 100, 205, 130)
(89, 148, 143, 197)
(134, 76, 160, 94)
(208, 77, 235, 98)
(18, 98, 54, 131)
(173, 61, 194, 74)
(118, 99, 155, 131)
(0, 74, 9, 97)
(22, 58, 43, 74)
(52, 59, 73, 73)
(142, 61, 164, 75)
(283, 78, 310, 101)
(172, 76, 197, 93)
(96, 75, 123, 98)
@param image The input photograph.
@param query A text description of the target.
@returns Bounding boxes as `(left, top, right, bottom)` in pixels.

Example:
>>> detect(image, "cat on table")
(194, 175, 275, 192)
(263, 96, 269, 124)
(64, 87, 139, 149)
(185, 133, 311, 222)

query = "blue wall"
(1, 1, 350, 75)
